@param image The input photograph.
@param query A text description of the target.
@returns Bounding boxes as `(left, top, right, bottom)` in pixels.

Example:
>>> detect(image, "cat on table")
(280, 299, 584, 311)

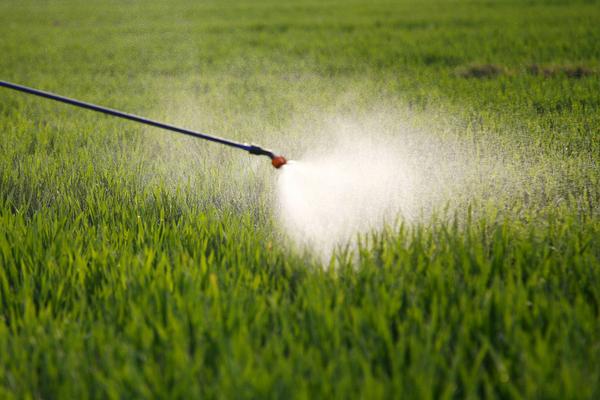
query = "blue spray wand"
(0, 80, 287, 169)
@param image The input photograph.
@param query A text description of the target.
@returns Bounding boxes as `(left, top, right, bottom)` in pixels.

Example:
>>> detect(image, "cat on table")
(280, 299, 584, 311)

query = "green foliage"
(0, 0, 599, 398)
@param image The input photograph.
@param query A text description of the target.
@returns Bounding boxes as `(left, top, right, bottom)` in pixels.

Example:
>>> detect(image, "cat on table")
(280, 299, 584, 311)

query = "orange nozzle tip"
(271, 155, 287, 169)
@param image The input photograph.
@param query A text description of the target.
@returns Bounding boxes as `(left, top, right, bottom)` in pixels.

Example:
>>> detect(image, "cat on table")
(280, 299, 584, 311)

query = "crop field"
(1, 0, 599, 398)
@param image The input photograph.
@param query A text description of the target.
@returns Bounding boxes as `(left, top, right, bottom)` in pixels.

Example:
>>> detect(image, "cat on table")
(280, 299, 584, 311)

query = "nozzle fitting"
(247, 144, 287, 168)
(247, 144, 275, 158)
(271, 155, 287, 169)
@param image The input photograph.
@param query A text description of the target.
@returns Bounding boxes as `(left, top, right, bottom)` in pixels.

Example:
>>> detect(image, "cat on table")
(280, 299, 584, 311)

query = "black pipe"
(0, 80, 277, 160)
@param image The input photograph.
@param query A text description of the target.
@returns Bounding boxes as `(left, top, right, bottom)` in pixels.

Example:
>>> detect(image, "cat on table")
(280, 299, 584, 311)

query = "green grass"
(1, 0, 599, 398)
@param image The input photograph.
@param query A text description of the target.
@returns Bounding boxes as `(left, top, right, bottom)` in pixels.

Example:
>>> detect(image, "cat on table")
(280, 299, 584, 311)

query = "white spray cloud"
(276, 117, 423, 261)
(274, 110, 528, 263)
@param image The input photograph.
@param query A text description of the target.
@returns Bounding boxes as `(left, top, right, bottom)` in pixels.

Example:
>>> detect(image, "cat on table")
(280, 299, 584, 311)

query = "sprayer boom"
(0, 80, 287, 168)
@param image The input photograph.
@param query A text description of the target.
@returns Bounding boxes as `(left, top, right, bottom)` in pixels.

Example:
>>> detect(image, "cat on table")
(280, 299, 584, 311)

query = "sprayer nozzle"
(246, 144, 286, 168)
(272, 155, 287, 169)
